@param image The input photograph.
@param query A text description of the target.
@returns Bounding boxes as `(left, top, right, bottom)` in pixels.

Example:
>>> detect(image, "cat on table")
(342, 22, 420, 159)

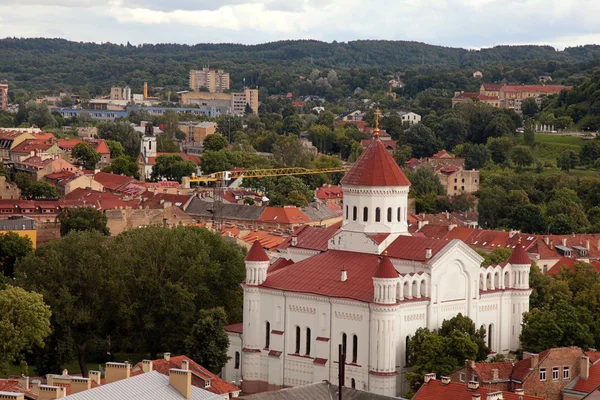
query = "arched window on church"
(363, 207, 368, 222)
(353, 206, 357, 221)
(342, 333, 348, 358)
(234, 351, 240, 369)
(405, 336, 410, 365)
(375, 207, 381, 222)
(397, 207, 401, 222)
(295, 326, 301, 354)
(352, 335, 358, 363)
(306, 328, 311, 355)
(387, 207, 392, 222)
(488, 324, 493, 351)
(265, 321, 270, 349)
(345, 206, 348, 220)
(149, 140, 152, 150)
(351, 378, 356, 389)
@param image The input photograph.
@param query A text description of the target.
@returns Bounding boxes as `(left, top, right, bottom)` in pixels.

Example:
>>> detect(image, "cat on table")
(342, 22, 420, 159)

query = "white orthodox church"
(223, 129, 532, 397)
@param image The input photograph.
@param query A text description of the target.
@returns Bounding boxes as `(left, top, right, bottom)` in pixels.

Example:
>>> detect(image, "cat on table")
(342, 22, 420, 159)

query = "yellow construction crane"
(183, 166, 348, 231)
(183, 167, 347, 186)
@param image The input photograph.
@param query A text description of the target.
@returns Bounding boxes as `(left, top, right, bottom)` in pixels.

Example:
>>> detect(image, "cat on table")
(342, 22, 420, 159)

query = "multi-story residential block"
(232, 88, 259, 115)
(189, 68, 230, 93)
(222, 134, 531, 397)
(110, 86, 123, 100)
(178, 121, 217, 144)
(0, 80, 7, 110)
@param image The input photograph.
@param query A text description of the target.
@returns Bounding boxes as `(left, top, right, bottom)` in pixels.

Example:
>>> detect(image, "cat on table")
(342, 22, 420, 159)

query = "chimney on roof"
(423, 373, 436, 383)
(38, 385, 64, 399)
(0, 393, 25, 400)
(181, 360, 189, 371)
(523, 352, 539, 368)
(486, 393, 503, 400)
(587, 239, 590, 251)
(472, 395, 481, 400)
(562, 238, 567, 247)
(88, 371, 101, 385)
(341, 269, 347, 282)
(142, 360, 153, 373)
(581, 356, 590, 380)
(104, 362, 131, 384)
(441, 376, 451, 385)
(291, 236, 298, 246)
(169, 369, 192, 399)
(466, 359, 476, 369)
(544, 236, 549, 245)
(46, 374, 55, 387)
(19, 376, 29, 391)
(70, 377, 91, 394)
(492, 368, 499, 381)
(164, 352, 171, 362)
(515, 388, 524, 398)
(468, 380, 479, 390)
(30, 380, 41, 396)
(425, 248, 432, 259)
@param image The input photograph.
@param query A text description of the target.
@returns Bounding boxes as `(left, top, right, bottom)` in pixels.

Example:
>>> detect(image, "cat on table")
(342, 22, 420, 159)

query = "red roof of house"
(431, 150, 455, 159)
(546, 257, 600, 276)
(258, 206, 309, 224)
(246, 240, 270, 262)
(384, 235, 447, 262)
(507, 243, 531, 265)
(92, 171, 135, 191)
(146, 152, 200, 166)
(470, 360, 514, 382)
(341, 138, 410, 187)
(11, 139, 55, 153)
(240, 231, 287, 251)
(278, 225, 338, 252)
(225, 323, 243, 334)
(482, 83, 503, 90)
(414, 379, 543, 400)
(90, 140, 110, 154)
(573, 362, 600, 393)
(373, 256, 398, 279)
(316, 185, 343, 200)
(57, 139, 81, 149)
(502, 85, 571, 93)
(131, 355, 239, 396)
(511, 349, 552, 382)
(0, 378, 38, 398)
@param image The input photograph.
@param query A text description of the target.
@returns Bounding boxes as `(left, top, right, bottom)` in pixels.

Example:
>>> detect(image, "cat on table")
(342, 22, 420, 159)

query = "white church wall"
(223, 333, 242, 385)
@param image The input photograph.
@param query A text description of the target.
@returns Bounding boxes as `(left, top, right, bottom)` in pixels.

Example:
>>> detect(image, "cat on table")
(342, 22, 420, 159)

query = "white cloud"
(0, 0, 598, 48)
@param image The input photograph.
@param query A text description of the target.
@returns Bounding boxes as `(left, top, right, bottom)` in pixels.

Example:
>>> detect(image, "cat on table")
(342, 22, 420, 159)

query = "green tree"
(282, 115, 303, 135)
(403, 124, 442, 158)
(557, 150, 579, 172)
(272, 135, 312, 168)
(0, 232, 34, 278)
(102, 156, 139, 178)
(580, 140, 600, 166)
(523, 118, 536, 146)
(215, 115, 243, 137)
(409, 167, 445, 196)
(106, 140, 125, 158)
(477, 248, 512, 266)
(23, 182, 57, 200)
(152, 154, 196, 182)
(157, 135, 180, 153)
(162, 109, 179, 138)
(72, 142, 101, 169)
(393, 145, 413, 166)
(0, 286, 52, 375)
(26, 101, 56, 127)
(14, 172, 31, 193)
(316, 111, 335, 130)
(58, 207, 110, 237)
(521, 98, 539, 119)
(268, 176, 314, 206)
(185, 308, 230, 373)
(98, 121, 141, 157)
(462, 143, 491, 169)
(486, 136, 513, 164)
(438, 117, 468, 150)
(511, 145, 535, 169)
(15, 231, 114, 376)
(203, 134, 229, 151)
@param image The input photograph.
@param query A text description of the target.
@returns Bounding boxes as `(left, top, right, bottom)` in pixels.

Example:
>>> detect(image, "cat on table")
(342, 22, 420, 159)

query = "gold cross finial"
(383, 250, 388, 256)
(374, 109, 381, 138)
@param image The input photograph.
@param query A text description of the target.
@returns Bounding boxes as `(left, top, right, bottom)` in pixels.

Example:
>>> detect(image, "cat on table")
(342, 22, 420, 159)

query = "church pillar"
(369, 306, 397, 397)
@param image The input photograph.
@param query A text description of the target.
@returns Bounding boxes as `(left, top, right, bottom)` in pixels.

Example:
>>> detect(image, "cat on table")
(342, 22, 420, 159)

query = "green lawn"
(533, 133, 587, 164)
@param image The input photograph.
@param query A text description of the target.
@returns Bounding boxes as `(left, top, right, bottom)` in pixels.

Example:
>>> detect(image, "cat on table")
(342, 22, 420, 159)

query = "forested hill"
(2, 37, 600, 93)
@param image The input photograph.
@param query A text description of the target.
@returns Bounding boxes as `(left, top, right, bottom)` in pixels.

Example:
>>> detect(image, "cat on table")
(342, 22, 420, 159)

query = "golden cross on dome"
(374, 108, 381, 138)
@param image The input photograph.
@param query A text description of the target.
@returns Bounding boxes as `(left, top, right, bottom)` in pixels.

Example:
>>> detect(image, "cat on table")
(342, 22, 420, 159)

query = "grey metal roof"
(555, 245, 572, 252)
(185, 197, 265, 221)
(244, 382, 406, 400)
(0, 217, 35, 230)
(300, 203, 339, 222)
(63, 371, 221, 400)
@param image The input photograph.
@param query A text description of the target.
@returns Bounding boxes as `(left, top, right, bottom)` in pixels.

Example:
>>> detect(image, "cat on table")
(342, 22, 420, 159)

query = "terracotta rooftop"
(470, 360, 514, 382)
(258, 206, 309, 224)
(315, 185, 343, 200)
(573, 361, 600, 393)
(278, 225, 339, 252)
(92, 172, 135, 191)
(245, 239, 270, 262)
(373, 256, 399, 279)
(502, 84, 571, 93)
(224, 323, 243, 334)
(11, 139, 55, 153)
(507, 243, 531, 265)
(131, 355, 239, 397)
(341, 138, 410, 187)
(414, 379, 543, 400)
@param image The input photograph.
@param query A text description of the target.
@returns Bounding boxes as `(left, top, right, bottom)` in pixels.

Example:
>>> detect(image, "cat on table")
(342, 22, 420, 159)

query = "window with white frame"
(563, 366, 570, 380)
(552, 367, 559, 380)
(540, 368, 546, 381)
(459, 373, 465, 382)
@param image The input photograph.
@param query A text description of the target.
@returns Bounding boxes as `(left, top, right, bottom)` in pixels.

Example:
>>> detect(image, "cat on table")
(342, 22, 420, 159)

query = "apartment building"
(180, 89, 259, 116)
(0, 80, 7, 110)
(232, 88, 259, 115)
(190, 68, 230, 93)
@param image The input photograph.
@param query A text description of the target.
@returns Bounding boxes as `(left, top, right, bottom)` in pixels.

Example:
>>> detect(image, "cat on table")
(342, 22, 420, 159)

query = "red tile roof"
(414, 380, 543, 400)
(373, 256, 398, 279)
(56, 139, 81, 149)
(507, 243, 531, 265)
(90, 140, 110, 154)
(225, 323, 243, 334)
(586, 350, 600, 364)
(367, 233, 390, 244)
(471, 360, 514, 382)
(511, 349, 552, 382)
(258, 206, 309, 224)
(278, 225, 338, 252)
(131, 355, 239, 396)
(268, 258, 294, 274)
(341, 138, 410, 187)
(246, 240, 270, 262)
(239, 231, 287, 251)
(431, 150, 455, 159)
(315, 185, 343, 200)
(482, 83, 503, 90)
(384, 235, 447, 262)
(572, 360, 600, 393)
(92, 171, 135, 191)
(502, 85, 571, 93)
(11, 139, 55, 153)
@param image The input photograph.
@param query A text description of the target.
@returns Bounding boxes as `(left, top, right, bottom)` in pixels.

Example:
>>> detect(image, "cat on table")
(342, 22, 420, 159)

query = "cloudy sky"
(0, 0, 599, 49)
